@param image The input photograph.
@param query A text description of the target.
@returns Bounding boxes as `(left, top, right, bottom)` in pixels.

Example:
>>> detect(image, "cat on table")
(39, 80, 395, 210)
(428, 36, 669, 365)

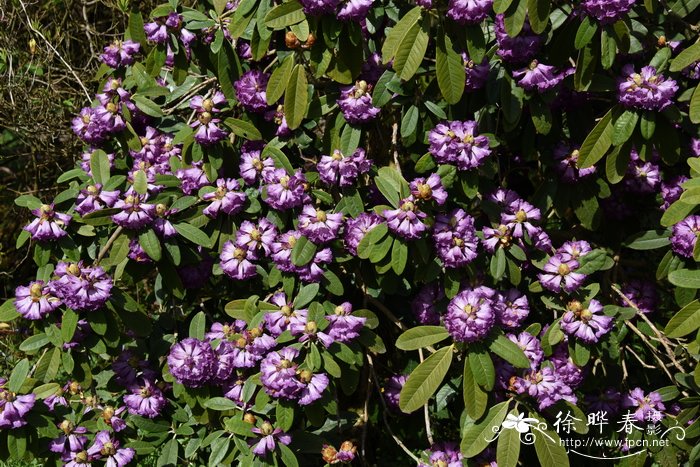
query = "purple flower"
(420, 441, 463, 467)
(250, 421, 291, 457)
(211, 340, 237, 384)
(240, 141, 274, 185)
(262, 169, 308, 210)
(624, 388, 665, 422)
(50, 420, 88, 454)
(167, 338, 215, 388)
(619, 279, 658, 314)
(112, 193, 156, 229)
(539, 256, 586, 293)
(384, 197, 427, 240)
(14, 280, 61, 320)
(344, 213, 383, 255)
(558, 240, 591, 262)
(101, 39, 140, 68)
(144, 14, 179, 43)
(289, 316, 334, 348)
(298, 205, 344, 243)
(496, 289, 529, 329)
(447, 0, 492, 24)
(326, 302, 366, 343)
(190, 92, 228, 145)
(410, 174, 448, 205)
(271, 230, 302, 272)
(300, 0, 340, 15)
(618, 65, 678, 111)
(72, 107, 107, 145)
(237, 219, 278, 256)
(560, 299, 613, 343)
(317, 148, 371, 187)
(296, 247, 333, 282)
(383, 375, 407, 411)
(128, 238, 152, 263)
(50, 261, 113, 312)
(411, 283, 444, 325)
(203, 178, 246, 217)
(502, 199, 541, 238)
(76, 184, 120, 216)
(495, 15, 543, 63)
(176, 166, 210, 195)
(338, 0, 373, 20)
(514, 366, 576, 410)
(444, 288, 496, 342)
(433, 209, 478, 268)
(123, 379, 167, 418)
(113, 351, 157, 388)
(462, 53, 489, 91)
(298, 370, 330, 405)
(23, 204, 71, 241)
(220, 241, 258, 280)
(428, 120, 492, 170)
(481, 224, 514, 253)
(338, 81, 381, 124)
(508, 331, 543, 366)
(260, 347, 304, 400)
(0, 388, 35, 429)
(513, 60, 573, 93)
(87, 430, 135, 467)
(231, 327, 277, 368)
(671, 215, 700, 258)
(550, 344, 586, 389)
(206, 321, 246, 340)
(660, 175, 688, 210)
(264, 292, 307, 337)
(100, 405, 127, 432)
(580, 0, 636, 23)
(234, 70, 270, 113)
(553, 144, 596, 183)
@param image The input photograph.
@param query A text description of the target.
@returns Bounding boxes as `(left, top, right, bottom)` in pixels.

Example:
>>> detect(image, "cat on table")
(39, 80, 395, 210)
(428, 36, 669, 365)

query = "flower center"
(75, 451, 89, 463)
(233, 248, 247, 260)
(332, 150, 343, 161)
(580, 309, 593, 322)
(87, 185, 100, 195)
(250, 228, 262, 241)
(401, 201, 415, 212)
(252, 158, 263, 171)
(417, 183, 432, 199)
(463, 304, 475, 315)
(463, 134, 474, 144)
(316, 210, 327, 222)
(199, 112, 212, 125)
(515, 210, 528, 223)
(101, 442, 117, 456)
(281, 305, 292, 317)
(29, 282, 43, 299)
(558, 263, 571, 276)
(299, 369, 313, 383)
(287, 235, 297, 247)
(261, 421, 274, 436)
(60, 419, 74, 434)
(305, 321, 318, 334)
(279, 176, 290, 188)
(202, 98, 214, 112)
(280, 359, 293, 369)
(68, 263, 82, 276)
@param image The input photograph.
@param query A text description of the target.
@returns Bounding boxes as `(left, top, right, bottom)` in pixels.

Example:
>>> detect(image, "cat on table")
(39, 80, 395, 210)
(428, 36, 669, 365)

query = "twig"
(361, 364, 371, 466)
(623, 346, 657, 369)
(391, 122, 402, 176)
(624, 319, 677, 384)
(366, 354, 422, 464)
(94, 226, 123, 265)
(18, 0, 92, 102)
(418, 348, 434, 445)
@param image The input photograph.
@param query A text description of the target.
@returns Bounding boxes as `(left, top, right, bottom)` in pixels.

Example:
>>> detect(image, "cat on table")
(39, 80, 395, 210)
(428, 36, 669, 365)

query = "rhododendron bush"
(6, 0, 700, 465)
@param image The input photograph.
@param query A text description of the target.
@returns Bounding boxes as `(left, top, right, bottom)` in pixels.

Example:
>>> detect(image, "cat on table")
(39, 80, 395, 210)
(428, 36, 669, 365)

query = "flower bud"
(285, 31, 300, 49)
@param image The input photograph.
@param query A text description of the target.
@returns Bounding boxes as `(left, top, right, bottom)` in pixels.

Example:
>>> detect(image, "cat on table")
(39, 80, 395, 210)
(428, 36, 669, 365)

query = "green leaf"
(461, 400, 510, 457)
(661, 200, 695, 227)
(139, 230, 162, 261)
(189, 311, 206, 340)
(640, 110, 656, 139)
(497, 409, 522, 467)
(285, 64, 308, 130)
(128, 9, 148, 48)
(62, 308, 79, 343)
(665, 300, 700, 337)
(267, 54, 295, 104)
(532, 414, 570, 467)
(463, 358, 488, 419)
(90, 150, 111, 185)
(504, 0, 527, 36)
(611, 110, 639, 146)
(577, 108, 613, 168)
(157, 437, 179, 467)
(15, 194, 43, 210)
(276, 402, 295, 431)
(622, 229, 670, 250)
(264, 0, 305, 29)
(527, 0, 550, 34)
(8, 358, 29, 392)
(132, 95, 163, 117)
(575, 16, 598, 50)
(530, 97, 552, 135)
(133, 169, 148, 195)
(19, 333, 49, 352)
(670, 41, 700, 72)
(356, 224, 391, 261)
(605, 145, 628, 184)
(400, 105, 419, 139)
(399, 345, 454, 413)
(391, 239, 408, 275)
(469, 346, 495, 391)
(436, 33, 465, 105)
(488, 332, 530, 368)
(372, 70, 398, 107)
(291, 236, 317, 267)
(222, 118, 262, 140)
(0, 299, 20, 321)
(668, 269, 700, 289)
(382, 6, 423, 64)
(490, 247, 507, 281)
(174, 223, 213, 248)
(576, 249, 608, 275)
(293, 283, 319, 308)
(574, 44, 597, 91)
(204, 397, 239, 411)
(278, 444, 299, 467)
(396, 326, 450, 350)
(690, 83, 700, 124)
(600, 28, 617, 69)
(392, 18, 429, 80)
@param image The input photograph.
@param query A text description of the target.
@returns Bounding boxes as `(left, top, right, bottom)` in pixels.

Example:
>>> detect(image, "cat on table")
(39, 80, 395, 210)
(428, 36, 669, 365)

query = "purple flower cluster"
(344, 212, 383, 255)
(235, 70, 270, 113)
(411, 283, 444, 325)
(190, 92, 228, 145)
(671, 215, 700, 258)
(619, 279, 658, 314)
(428, 120, 492, 170)
(462, 53, 490, 91)
(383, 374, 408, 411)
(260, 347, 330, 405)
(513, 60, 573, 93)
(28, 261, 113, 312)
(0, 379, 35, 429)
(495, 15, 543, 63)
(14, 280, 61, 320)
(338, 81, 381, 124)
(482, 189, 551, 253)
(23, 204, 71, 241)
(618, 65, 678, 111)
(623, 388, 665, 422)
(446, 0, 492, 24)
(167, 338, 216, 388)
(433, 208, 478, 268)
(444, 286, 497, 342)
(560, 299, 614, 344)
(580, 0, 636, 24)
(317, 148, 372, 187)
(383, 197, 428, 240)
(202, 178, 246, 217)
(418, 441, 463, 467)
(539, 241, 591, 293)
(553, 144, 597, 183)
(100, 39, 140, 68)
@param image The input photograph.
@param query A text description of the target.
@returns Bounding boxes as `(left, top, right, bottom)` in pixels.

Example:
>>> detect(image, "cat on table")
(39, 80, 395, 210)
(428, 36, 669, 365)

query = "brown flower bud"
(304, 33, 316, 48)
(321, 444, 338, 463)
(285, 31, 300, 49)
(243, 413, 257, 424)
